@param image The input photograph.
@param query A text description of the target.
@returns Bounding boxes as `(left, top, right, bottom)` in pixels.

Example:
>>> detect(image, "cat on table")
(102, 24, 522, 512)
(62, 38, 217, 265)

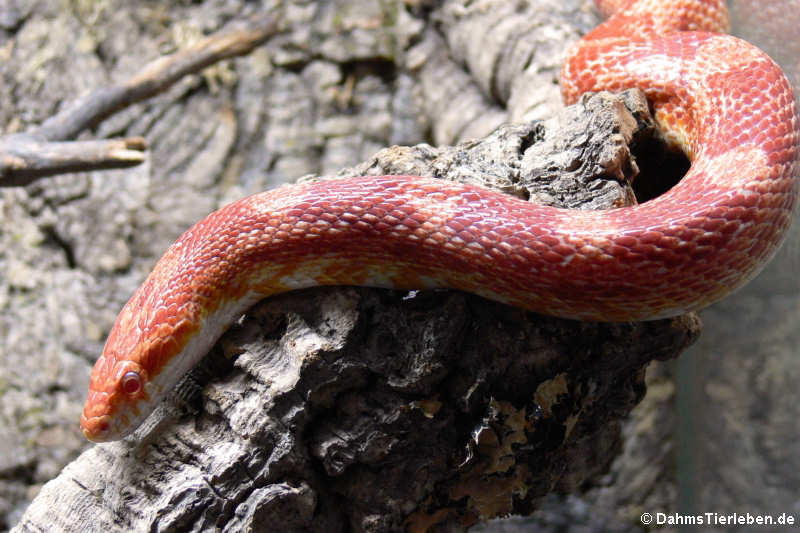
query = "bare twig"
(0, 135, 147, 187)
(36, 11, 283, 142)
(0, 9, 284, 187)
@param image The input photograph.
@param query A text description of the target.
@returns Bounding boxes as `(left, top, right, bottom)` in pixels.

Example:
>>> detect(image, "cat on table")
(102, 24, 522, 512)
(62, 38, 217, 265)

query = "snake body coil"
(82, 0, 799, 442)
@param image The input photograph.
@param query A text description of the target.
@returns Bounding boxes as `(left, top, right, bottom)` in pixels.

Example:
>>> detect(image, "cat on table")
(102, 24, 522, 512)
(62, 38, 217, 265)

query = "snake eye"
(121, 371, 142, 395)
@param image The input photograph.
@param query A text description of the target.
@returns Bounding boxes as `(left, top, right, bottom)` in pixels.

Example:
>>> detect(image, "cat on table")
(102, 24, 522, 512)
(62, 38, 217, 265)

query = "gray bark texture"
(1, 0, 798, 532)
(11, 83, 702, 531)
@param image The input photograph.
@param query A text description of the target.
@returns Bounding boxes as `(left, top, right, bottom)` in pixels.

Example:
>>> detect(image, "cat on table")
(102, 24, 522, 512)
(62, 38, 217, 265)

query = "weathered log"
(12, 90, 700, 533)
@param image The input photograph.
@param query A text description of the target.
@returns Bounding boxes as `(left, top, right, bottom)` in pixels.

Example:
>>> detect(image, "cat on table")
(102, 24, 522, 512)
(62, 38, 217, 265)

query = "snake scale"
(81, 0, 799, 442)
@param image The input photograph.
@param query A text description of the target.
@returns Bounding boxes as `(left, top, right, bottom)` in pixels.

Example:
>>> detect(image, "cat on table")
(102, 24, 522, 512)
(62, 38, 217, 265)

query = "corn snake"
(81, 0, 799, 442)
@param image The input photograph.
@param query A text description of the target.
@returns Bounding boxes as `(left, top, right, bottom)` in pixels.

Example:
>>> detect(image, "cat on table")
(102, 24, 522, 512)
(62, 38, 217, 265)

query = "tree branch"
(0, 9, 284, 187)
(0, 135, 146, 186)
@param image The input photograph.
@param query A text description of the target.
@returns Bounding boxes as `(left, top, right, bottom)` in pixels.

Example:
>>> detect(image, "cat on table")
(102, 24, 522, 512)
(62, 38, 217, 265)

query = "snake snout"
(80, 411, 113, 443)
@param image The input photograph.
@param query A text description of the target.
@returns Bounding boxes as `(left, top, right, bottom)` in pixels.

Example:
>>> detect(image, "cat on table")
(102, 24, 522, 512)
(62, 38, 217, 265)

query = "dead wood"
(12, 90, 701, 533)
(0, 9, 282, 187)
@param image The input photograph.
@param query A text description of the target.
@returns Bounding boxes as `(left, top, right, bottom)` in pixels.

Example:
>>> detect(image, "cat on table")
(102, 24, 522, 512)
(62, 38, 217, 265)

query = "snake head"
(80, 262, 221, 442)
(80, 293, 171, 443)
(81, 354, 150, 442)
(79, 208, 261, 442)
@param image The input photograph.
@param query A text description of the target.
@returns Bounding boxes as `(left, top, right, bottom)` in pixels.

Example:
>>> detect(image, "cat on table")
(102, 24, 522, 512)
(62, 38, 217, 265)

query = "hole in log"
(630, 136, 691, 203)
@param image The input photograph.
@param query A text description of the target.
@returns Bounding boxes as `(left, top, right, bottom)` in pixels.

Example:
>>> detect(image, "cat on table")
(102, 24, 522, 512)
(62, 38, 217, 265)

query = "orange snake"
(81, 0, 799, 442)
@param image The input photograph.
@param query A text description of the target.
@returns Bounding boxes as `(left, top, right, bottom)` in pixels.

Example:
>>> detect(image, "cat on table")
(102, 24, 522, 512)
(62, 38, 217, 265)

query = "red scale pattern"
(81, 0, 800, 441)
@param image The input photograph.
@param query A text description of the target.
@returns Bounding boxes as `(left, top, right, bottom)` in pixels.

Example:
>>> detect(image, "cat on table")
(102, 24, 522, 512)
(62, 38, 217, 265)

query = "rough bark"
(16, 291, 699, 533)
(11, 88, 701, 532)
(9, 1, 798, 532)
(0, 1, 689, 531)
